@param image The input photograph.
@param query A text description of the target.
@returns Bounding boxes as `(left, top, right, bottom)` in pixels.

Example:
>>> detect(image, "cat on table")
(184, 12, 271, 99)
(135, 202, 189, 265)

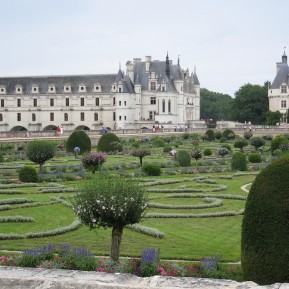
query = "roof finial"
(178, 55, 180, 66)
(166, 52, 170, 77)
(119, 61, 121, 70)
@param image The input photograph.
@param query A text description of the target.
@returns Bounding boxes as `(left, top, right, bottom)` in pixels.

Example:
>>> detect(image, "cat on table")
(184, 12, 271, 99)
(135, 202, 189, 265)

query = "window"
(33, 99, 37, 107)
(119, 115, 122, 120)
(0, 86, 6, 94)
(50, 113, 54, 121)
(119, 101, 121, 106)
(113, 97, 115, 106)
(0, 114, 2, 121)
(281, 100, 287, 108)
(281, 85, 287, 93)
(17, 113, 21, 121)
(66, 98, 69, 106)
(150, 82, 156, 91)
(124, 116, 127, 120)
(95, 98, 99, 106)
(1, 99, 4, 107)
(79, 85, 86, 92)
(162, 99, 165, 113)
(17, 99, 21, 107)
(124, 101, 127, 106)
(150, 97, 156, 105)
(64, 113, 68, 121)
(32, 113, 36, 121)
(15, 85, 22, 94)
(149, 111, 155, 120)
(48, 85, 55, 93)
(32, 86, 39, 93)
(118, 87, 122, 93)
(81, 98, 84, 106)
(162, 86, 165, 92)
(168, 100, 171, 113)
(113, 112, 116, 121)
(94, 113, 98, 121)
(81, 112, 85, 121)
(50, 98, 54, 107)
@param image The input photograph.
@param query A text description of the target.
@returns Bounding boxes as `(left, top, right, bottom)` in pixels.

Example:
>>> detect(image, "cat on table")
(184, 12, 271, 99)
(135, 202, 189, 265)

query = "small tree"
(218, 147, 229, 158)
(243, 131, 253, 140)
(74, 175, 148, 262)
(176, 150, 191, 166)
(205, 129, 215, 141)
(26, 140, 56, 173)
(191, 148, 202, 169)
(130, 149, 151, 166)
(231, 152, 247, 171)
(81, 152, 107, 174)
(234, 139, 249, 152)
(249, 137, 265, 151)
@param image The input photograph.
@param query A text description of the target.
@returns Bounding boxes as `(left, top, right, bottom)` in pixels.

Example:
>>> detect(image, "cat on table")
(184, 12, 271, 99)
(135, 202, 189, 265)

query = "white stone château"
(0, 54, 202, 132)
(268, 51, 289, 123)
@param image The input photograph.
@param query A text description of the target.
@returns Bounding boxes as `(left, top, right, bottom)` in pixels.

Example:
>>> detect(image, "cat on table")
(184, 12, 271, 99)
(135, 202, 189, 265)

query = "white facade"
(269, 52, 289, 123)
(0, 54, 202, 132)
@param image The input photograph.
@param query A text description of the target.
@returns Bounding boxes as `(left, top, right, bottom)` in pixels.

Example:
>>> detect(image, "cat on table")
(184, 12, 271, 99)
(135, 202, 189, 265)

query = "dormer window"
(15, 85, 23, 94)
(281, 84, 287, 93)
(94, 83, 102, 92)
(0, 86, 6, 94)
(64, 84, 71, 93)
(111, 84, 117, 92)
(79, 84, 86, 92)
(31, 85, 39, 93)
(48, 84, 56, 93)
(150, 82, 156, 91)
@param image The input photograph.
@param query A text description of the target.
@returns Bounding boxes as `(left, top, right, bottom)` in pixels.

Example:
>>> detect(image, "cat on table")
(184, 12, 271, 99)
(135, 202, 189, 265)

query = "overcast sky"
(0, 0, 287, 97)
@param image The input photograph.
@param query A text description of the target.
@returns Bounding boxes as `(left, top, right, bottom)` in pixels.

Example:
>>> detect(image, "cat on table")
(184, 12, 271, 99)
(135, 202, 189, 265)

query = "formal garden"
(0, 129, 289, 283)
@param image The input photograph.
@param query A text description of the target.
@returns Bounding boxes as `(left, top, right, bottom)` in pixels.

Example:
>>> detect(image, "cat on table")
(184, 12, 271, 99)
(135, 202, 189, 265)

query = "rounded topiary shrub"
(214, 131, 222, 140)
(219, 137, 227, 143)
(151, 138, 165, 147)
(66, 130, 91, 154)
(241, 155, 289, 285)
(223, 129, 235, 140)
(163, 146, 173, 153)
(176, 150, 191, 167)
(231, 152, 247, 171)
(221, 144, 231, 151)
(205, 129, 215, 141)
(203, 148, 212, 156)
(18, 165, 39, 182)
(97, 132, 122, 153)
(248, 153, 262, 163)
(142, 163, 161, 176)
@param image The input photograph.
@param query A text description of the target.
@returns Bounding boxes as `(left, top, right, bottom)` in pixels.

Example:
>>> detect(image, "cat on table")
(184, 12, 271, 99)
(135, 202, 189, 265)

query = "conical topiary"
(241, 155, 289, 285)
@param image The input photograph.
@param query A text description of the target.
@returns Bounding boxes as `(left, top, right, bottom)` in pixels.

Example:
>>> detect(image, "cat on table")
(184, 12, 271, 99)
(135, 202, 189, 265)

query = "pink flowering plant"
(81, 152, 107, 174)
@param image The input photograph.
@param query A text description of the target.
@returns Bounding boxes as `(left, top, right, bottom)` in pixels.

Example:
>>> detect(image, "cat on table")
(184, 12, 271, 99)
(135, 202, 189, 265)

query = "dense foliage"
(74, 175, 147, 262)
(230, 83, 269, 124)
(249, 137, 265, 151)
(233, 139, 248, 152)
(265, 110, 282, 125)
(248, 153, 262, 163)
(271, 135, 289, 155)
(176, 150, 191, 166)
(66, 130, 91, 154)
(142, 163, 161, 176)
(231, 152, 247, 171)
(97, 133, 122, 153)
(205, 129, 215, 141)
(81, 152, 107, 174)
(241, 155, 289, 285)
(222, 129, 235, 140)
(26, 140, 56, 173)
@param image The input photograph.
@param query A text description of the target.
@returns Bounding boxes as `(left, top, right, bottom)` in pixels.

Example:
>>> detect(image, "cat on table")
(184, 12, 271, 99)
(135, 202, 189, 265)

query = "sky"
(0, 0, 288, 97)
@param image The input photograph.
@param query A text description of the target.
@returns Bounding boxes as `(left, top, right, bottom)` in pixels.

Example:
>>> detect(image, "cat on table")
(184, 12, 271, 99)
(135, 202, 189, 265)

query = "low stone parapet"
(0, 266, 288, 289)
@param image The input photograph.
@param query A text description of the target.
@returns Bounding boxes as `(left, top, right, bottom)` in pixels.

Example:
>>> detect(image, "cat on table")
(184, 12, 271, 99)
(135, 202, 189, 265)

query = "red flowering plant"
(81, 152, 107, 174)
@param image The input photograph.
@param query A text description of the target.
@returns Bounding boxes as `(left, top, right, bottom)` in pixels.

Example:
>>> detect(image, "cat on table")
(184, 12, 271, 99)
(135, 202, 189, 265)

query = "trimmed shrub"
(262, 134, 273, 141)
(81, 152, 107, 174)
(249, 137, 265, 151)
(200, 134, 208, 142)
(142, 163, 161, 176)
(241, 155, 289, 285)
(221, 144, 231, 151)
(203, 148, 212, 156)
(205, 129, 215, 141)
(243, 132, 253, 140)
(182, 132, 190, 140)
(163, 146, 173, 153)
(234, 139, 248, 152)
(97, 132, 122, 153)
(131, 142, 140, 149)
(176, 150, 191, 167)
(223, 129, 235, 140)
(218, 147, 230, 158)
(214, 131, 222, 140)
(66, 130, 91, 154)
(271, 135, 288, 154)
(131, 149, 151, 166)
(231, 152, 247, 171)
(219, 137, 227, 143)
(18, 165, 39, 183)
(248, 153, 262, 163)
(151, 138, 165, 147)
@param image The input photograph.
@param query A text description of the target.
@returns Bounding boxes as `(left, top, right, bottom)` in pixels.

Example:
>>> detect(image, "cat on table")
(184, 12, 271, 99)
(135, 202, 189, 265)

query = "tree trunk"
(140, 157, 143, 167)
(110, 225, 123, 262)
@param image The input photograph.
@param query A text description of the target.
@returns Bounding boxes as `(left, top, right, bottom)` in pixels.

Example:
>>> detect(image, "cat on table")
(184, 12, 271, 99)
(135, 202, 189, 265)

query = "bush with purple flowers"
(81, 152, 107, 174)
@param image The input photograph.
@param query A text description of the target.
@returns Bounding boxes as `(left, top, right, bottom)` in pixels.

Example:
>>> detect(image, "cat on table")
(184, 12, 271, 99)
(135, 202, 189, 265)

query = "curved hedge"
(241, 155, 289, 285)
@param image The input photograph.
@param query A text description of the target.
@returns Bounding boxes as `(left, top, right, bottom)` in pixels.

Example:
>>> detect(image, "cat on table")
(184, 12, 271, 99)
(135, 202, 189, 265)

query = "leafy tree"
(265, 111, 282, 125)
(26, 140, 56, 173)
(66, 130, 91, 154)
(241, 155, 289, 284)
(130, 149, 151, 166)
(200, 88, 232, 121)
(81, 152, 107, 174)
(249, 137, 265, 151)
(191, 148, 202, 169)
(230, 83, 269, 124)
(218, 147, 229, 158)
(74, 175, 147, 262)
(234, 139, 248, 152)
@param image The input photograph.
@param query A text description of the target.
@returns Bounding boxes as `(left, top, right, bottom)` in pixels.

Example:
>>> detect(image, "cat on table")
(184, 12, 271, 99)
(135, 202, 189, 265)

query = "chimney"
(126, 61, 134, 82)
(145, 56, 151, 72)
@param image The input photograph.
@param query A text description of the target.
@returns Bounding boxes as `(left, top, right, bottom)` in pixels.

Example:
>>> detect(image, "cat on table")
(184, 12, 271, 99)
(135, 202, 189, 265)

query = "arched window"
(94, 113, 98, 121)
(64, 113, 68, 121)
(0, 114, 2, 121)
(162, 99, 165, 113)
(32, 113, 36, 121)
(168, 100, 171, 113)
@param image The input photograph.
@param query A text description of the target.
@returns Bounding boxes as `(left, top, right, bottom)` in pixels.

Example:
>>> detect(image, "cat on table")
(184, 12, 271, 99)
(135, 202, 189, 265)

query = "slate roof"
(0, 74, 117, 95)
(271, 53, 289, 89)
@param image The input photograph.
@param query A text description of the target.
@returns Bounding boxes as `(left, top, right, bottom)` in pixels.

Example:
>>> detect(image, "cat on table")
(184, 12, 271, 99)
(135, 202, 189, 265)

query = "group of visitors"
(56, 126, 64, 136)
